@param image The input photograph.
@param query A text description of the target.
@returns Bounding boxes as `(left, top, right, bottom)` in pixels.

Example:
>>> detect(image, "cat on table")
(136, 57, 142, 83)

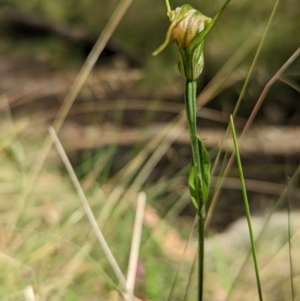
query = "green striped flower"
(153, 4, 211, 80)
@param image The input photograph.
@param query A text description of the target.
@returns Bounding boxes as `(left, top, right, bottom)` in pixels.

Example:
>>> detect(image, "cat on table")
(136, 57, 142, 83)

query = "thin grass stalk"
(48, 127, 134, 301)
(126, 192, 146, 296)
(229, 115, 263, 301)
(226, 165, 300, 301)
(287, 178, 295, 300)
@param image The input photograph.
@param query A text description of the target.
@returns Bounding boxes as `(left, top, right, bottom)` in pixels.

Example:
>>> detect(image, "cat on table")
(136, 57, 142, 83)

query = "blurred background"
(0, 0, 299, 300)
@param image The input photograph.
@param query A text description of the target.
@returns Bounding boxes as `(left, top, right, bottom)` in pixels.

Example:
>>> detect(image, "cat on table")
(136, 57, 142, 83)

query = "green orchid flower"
(153, 0, 231, 80)
(152, 2, 231, 300)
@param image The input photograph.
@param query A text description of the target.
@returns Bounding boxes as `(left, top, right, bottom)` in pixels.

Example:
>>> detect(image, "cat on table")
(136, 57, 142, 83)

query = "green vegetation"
(0, 0, 299, 300)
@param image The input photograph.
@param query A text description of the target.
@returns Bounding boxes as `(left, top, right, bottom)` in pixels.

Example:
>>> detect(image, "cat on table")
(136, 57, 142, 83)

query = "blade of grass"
(286, 178, 295, 301)
(226, 164, 300, 301)
(48, 126, 134, 301)
(126, 192, 146, 296)
(229, 115, 263, 301)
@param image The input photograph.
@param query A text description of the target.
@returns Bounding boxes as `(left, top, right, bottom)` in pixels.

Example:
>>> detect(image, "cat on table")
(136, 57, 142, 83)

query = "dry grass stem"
(126, 192, 147, 295)
(48, 126, 133, 300)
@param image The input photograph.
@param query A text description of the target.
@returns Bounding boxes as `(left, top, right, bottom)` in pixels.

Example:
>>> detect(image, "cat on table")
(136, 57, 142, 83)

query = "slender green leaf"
(188, 163, 198, 209)
(197, 135, 211, 205)
(188, 137, 211, 209)
(189, 0, 231, 51)
(229, 115, 263, 301)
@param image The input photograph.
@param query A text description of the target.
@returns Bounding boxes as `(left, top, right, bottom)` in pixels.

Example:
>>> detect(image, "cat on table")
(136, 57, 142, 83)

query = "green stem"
(185, 81, 202, 189)
(184, 80, 205, 301)
(229, 115, 263, 301)
(197, 214, 205, 301)
(164, 0, 171, 13)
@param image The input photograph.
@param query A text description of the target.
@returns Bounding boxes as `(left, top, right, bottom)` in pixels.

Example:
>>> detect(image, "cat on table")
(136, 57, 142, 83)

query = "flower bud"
(153, 4, 211, 80)
(170, 5, 211, 50)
